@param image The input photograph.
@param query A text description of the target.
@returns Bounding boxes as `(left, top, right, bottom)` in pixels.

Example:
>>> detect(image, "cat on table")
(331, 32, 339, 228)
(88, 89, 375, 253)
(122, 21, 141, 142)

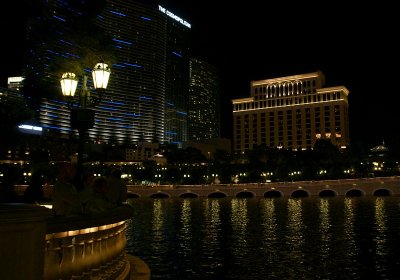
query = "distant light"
(19, 124, 43, 131)
(8, 77, 24, 84)
(158, 5, 191, 28)
(172, 51, 182, 58)
(110, 10, 126, 17)
(18, 124, 43, 135)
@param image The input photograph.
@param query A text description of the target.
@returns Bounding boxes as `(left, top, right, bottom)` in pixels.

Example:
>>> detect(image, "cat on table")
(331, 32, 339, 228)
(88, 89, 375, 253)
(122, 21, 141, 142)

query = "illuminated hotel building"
(232, 71, 350, 153)
(163, 5, 191, 146)
(188, 58, 220, 141)
(25, 1, 191, 145)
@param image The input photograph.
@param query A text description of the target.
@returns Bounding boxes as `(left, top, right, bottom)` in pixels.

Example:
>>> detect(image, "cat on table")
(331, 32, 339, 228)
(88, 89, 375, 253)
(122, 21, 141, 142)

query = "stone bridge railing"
(0, 204, 139, 280)
(126, 176, 400, 198)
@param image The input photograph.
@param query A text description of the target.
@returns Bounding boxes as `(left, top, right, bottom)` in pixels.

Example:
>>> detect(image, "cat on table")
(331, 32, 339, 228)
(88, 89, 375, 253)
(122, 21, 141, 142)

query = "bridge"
(127, 176, 400, 199)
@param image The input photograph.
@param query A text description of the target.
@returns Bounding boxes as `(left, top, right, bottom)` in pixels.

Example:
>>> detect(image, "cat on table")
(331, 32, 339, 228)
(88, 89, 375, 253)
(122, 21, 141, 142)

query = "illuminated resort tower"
(232, 71, 350, 153)
(188, 58, 220, 141)
(25, 0, 191, 145)
(162, 5, 191, 146)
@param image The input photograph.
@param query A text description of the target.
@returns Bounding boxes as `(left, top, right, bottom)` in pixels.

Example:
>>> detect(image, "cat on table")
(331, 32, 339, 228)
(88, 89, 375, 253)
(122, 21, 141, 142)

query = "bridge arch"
(179, 192, 199, 198)
(345, 189, 364, 197)
(264, 190, 283, 198)
(208, 192, 227, 198)
(319, 189, 337, 197)
(127, 192, 140, 198)
(291, 189, 309, 198)
(150, 192, 170, 198)
(373, 188, 392, 196)
(236, 191, 255, 198)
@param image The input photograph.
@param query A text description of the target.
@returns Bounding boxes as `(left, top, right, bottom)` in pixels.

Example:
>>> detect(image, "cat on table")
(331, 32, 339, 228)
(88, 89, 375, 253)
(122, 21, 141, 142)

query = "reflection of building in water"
(374, 198, 388, 262)
(232, 71, 350, 153)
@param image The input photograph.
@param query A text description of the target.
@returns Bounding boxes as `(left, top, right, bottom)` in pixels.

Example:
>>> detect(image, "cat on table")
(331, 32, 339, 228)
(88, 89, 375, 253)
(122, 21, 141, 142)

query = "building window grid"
(233, 73, 349, 152)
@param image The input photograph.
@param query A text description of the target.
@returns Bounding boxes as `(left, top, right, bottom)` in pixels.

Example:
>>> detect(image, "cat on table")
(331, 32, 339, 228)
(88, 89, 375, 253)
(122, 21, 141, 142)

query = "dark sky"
(2, 1, 398, 147)
(1, 3, 27, 82)
(160, 1, 399, 147)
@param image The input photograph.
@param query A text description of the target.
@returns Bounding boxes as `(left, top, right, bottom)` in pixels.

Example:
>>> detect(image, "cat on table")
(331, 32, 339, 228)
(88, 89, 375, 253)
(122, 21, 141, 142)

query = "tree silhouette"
(22, 0, 116, 110)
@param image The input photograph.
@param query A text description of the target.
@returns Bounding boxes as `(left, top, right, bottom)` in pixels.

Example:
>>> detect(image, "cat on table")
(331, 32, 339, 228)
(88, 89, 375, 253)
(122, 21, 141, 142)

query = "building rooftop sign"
(158, 5, 191, 29)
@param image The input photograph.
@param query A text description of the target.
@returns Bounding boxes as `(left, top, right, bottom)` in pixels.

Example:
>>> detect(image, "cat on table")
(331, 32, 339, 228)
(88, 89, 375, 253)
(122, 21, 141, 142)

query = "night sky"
(2, 1, 398, 148)
(160, 1, 399, 148)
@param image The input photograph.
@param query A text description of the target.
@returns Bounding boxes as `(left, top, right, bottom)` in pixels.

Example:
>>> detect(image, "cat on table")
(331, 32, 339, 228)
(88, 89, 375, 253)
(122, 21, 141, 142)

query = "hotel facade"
(232, 71, 350, 153)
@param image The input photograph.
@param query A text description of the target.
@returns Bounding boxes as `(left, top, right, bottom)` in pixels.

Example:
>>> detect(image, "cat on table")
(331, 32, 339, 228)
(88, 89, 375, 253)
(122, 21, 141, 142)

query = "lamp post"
(60, 62, 111, 184)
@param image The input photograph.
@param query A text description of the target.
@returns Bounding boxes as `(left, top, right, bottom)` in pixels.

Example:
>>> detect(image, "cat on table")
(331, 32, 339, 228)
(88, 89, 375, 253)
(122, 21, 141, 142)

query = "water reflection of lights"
(287, 198, 303, 239)
(201, 199, 223, 271)
(179, 199, 192, 258)
(124, 197, 400, 279)
(319, 199, 332, 260)
(203, 199, 221, 244)
(261, 199, 278, 264)
(374, 197, 388, 273)
(286, 198, 305, 272)
(262, 199, 277, 239)
(231, 198, 248, 235)
(230, 198, 249, 267)
(151, 199, 166, 254)
(344, 198, 357, 260)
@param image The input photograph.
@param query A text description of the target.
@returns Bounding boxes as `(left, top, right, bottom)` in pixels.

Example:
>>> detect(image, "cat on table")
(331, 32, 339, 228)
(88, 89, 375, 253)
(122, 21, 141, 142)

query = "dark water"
(125, 197, 400, 279)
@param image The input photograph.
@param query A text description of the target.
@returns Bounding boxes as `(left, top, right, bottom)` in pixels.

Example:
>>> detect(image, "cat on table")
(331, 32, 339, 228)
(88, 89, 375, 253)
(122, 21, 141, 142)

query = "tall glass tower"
(161, 5, 191, 146)
(188, 58, 220, 141)
(24, 0, 191, 146)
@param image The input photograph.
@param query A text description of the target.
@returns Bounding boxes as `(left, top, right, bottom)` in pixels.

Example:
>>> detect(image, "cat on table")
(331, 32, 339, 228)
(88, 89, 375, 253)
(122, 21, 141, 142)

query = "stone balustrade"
(0, 204, 136, 280)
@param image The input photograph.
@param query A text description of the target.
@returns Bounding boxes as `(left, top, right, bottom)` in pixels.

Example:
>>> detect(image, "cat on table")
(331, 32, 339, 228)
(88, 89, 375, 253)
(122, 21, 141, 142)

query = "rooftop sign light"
(158, 5, 191, 29)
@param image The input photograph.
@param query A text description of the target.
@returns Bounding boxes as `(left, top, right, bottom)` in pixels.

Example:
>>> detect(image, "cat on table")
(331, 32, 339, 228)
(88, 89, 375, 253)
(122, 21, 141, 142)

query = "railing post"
(44, 234, 62, 279)
(71, 233, 86, 279)
(82, 230, 95, 279)
(59, 235, 74, 279)
(0, 204, 52, 280)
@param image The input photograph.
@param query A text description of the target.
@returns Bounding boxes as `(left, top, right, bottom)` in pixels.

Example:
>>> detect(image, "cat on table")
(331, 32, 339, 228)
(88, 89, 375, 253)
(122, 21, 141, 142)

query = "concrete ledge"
(127, 254, 151, 280)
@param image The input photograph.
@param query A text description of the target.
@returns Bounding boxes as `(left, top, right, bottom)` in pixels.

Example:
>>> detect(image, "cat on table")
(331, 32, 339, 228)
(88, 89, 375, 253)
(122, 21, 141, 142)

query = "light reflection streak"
(203, 199, 221, 247)
(343, 198, 357, 265)
(151, 199, 167, 258)
(374, 197, 388, 273)
(286, 198, 305, 276)
(261, 199, 278, 265)
(318, 198, 333, 278)
(179, 199, 192, 259)
(201, 198, 222, 273)
(319, 198, 332, 260)
(230, 198, 249, 261)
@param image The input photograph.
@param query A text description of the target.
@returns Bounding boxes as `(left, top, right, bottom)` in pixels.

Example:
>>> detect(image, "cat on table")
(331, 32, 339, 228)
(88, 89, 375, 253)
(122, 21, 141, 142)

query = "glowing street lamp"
(92, 62, 111, 89)
(60, 62, 111, 106)
(60, 72, 78, 97)
(60, 62, 111, 182)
